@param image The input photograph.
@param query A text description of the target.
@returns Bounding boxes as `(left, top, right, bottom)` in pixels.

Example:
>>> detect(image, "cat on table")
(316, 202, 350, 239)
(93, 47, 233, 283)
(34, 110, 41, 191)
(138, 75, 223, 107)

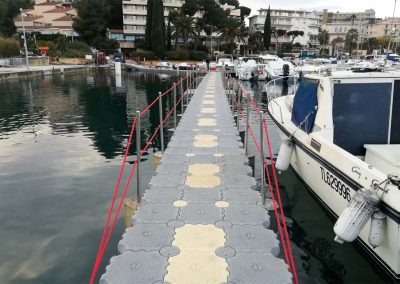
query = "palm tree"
(219, 17, 244, 54)
(345, 28, 358, 55)
(170, 12, 196, 50)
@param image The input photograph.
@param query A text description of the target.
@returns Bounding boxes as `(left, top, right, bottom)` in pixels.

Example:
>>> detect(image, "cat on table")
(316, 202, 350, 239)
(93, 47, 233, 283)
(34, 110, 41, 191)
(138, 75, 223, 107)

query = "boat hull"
(271, 117, 400, 281)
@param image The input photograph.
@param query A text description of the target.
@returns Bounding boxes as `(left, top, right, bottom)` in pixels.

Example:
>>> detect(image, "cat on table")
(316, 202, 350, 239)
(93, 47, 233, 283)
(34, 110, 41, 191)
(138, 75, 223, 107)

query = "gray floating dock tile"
(219, 164, 252, 176)
(227, 252, 292, 284)
(179, 203, 223, 224)
(221, 175, 257, 189)
(99, 251, 168, 284)
(224, 204, 270, 226)
(118, 223, 175, 253)
(142, 189, 183, 203)
(182, 189, 221, 204)
(155, 163, 187, 175)
(133, 203, 179, 224)
(149, 174, 185, 187)
(225, 225, 280, 256)
(222, 189, 261, 204)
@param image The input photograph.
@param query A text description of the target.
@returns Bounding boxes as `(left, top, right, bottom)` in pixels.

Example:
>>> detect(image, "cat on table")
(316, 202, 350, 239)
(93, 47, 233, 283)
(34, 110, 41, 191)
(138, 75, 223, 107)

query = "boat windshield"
(291, 78, 319, 134)
(332, 80, 400, 156)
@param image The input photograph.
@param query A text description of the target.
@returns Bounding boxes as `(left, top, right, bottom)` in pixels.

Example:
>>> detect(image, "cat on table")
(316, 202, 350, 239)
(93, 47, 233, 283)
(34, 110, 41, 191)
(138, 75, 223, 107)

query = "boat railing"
(265, 75, 297, 124)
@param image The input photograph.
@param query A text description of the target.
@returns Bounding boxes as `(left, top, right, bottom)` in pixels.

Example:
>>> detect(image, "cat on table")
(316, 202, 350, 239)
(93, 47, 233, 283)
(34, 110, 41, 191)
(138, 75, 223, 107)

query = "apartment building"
(321, 9, 375, 42)
(119, 0, 184, 49)
(14, 1, 77, 37)
(119, 0, 240, 50)
(364, 17, 400, 39)
(248, 8, 322, 48)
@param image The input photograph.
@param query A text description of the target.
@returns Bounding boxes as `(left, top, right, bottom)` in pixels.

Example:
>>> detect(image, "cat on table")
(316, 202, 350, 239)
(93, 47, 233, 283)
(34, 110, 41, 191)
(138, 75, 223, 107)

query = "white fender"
(334, 189, 380, 244)
(368, 211, 386, 248)
(275, 139, 294, 171)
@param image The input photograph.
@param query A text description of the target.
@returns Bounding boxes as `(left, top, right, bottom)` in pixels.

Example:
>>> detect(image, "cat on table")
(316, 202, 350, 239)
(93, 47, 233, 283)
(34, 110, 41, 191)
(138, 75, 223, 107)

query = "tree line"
(138, 0, 251, 58)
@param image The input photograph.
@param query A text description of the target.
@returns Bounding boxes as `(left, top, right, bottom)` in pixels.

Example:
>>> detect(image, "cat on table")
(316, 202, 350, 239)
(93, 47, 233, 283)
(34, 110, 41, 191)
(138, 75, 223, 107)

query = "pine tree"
(73, 0, 109, 44)
(263, 6, 271, 50)
(151, 0, 166, 56)
(144, 0, 153, 50)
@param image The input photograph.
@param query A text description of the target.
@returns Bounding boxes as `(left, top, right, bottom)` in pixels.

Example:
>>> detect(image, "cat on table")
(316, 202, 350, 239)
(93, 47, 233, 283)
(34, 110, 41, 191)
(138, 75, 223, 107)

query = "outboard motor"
(282, 64, 290, 81)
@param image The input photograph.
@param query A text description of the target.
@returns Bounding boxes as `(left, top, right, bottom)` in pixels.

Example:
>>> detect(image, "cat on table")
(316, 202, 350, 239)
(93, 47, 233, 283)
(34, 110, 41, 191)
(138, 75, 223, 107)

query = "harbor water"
(0, 70, 387, 283)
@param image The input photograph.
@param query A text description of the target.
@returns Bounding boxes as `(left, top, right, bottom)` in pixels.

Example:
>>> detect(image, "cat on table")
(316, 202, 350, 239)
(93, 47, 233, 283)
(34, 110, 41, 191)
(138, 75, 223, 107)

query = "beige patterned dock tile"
(173, 200, 188, 207)
(195, 135, 217, 141)
(203, 100, 216, 105)
(215, 201, 230, 208)
(193, 140, 218, 147)
(172, 224, 225, 251)
(186, 175, 221, 188)
(165, 224, 228, 284)
(188, 164, 220, 175)
(198, 118, 217, 126)
(200, 108, 216, 114)
(164, 251, 228, 284)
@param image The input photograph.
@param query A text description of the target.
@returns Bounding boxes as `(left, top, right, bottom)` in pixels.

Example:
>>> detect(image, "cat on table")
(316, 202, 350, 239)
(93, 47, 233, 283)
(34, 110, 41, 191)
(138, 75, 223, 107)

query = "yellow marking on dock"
(172, 224, 225, 250)
(173, 200, 188, 207)
(164, 224, 228, 284)
(188, 164, 220, 175)
(214, 153, 224, 157)
(198, 118, 217, 126)
(193, 135, 218, 148)
(200, 108, 216, 114)
(215, 201, 230, 208)
(185, 153, 196, 157)
(203, 100, 216, 105)
(186, 175, 221, 188)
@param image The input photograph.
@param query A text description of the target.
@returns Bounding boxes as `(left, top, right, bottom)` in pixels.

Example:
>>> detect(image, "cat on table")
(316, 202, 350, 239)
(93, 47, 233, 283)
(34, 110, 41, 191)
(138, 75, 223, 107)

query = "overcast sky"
(240, 0, 398, 18)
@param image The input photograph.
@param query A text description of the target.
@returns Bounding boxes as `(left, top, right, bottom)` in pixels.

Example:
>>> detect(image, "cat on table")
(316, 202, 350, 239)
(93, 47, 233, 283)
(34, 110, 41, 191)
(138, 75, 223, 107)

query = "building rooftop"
(35, 1, 63, 6)
(53, 15, 73, 21)
(43, 8, 72, 13)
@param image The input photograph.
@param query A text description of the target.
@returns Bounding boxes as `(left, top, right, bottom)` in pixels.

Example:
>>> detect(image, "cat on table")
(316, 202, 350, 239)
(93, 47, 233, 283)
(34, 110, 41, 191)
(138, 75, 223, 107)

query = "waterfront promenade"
(99, 72, 292, 283)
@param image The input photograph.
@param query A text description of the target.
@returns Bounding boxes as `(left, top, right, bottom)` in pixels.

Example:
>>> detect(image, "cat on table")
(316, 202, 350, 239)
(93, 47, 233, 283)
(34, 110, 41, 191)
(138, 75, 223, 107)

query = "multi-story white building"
(118, 0, 240, 50)
(248, 8, 322, 48)
(321, 9, 376, 42)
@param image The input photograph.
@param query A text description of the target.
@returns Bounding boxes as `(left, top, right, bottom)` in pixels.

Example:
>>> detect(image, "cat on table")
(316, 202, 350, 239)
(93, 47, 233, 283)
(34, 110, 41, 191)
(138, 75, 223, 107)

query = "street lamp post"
(20, 8, 29, 71)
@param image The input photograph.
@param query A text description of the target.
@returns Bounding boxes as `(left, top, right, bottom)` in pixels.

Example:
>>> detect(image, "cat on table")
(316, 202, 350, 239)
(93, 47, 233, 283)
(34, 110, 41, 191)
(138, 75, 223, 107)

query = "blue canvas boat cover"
(291, 79, 319, 133)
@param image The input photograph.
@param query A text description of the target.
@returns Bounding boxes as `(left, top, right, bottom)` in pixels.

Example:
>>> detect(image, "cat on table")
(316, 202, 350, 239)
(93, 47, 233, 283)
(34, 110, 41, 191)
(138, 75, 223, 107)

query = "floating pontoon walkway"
(100, 72, 292, 284)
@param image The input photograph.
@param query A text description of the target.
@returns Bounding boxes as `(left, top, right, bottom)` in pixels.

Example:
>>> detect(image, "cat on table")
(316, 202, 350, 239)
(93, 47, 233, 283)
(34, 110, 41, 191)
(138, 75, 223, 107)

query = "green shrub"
(189, 51, 207, 61)
(130, 51, 157, 60)
(165, 50, 188, 60)
(65, 41, 92, 53)
(93, 38, 119, 54)
(0, 37, 20, 57)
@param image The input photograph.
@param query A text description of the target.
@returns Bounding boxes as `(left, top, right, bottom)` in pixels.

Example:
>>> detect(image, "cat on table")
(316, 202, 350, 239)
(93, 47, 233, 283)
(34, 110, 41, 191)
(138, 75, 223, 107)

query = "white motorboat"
(234, 57, 259, 81)
(259, 55, 295, 80)
(267, 70, 400, 280)
(257, 54, 277, 80)
(155, 60, 173, 70)
(216, 55, 235, 76)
